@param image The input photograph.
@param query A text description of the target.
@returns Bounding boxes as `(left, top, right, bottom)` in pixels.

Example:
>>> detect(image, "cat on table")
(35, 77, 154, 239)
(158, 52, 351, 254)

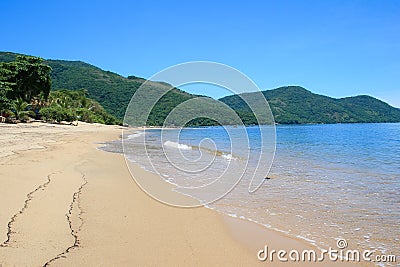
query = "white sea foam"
(163, 141, 192, 150)
(221, 153, 235, 161)
(296, 235, 316, 244)
(166, 178, 176, 185)
(127, 132, 144, 139)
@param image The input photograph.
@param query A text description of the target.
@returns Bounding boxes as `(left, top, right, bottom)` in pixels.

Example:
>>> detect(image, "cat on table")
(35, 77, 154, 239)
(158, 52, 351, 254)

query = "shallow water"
(101, 123, 400, 263)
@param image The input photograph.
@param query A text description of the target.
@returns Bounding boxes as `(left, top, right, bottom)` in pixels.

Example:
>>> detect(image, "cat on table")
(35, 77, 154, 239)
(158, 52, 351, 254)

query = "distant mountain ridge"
(220, 86, 400, 124)
(1, 51, 399, 125)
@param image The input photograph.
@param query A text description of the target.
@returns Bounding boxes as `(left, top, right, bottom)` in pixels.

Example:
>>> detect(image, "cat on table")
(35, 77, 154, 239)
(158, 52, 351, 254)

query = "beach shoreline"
(0, 122, 366, 266)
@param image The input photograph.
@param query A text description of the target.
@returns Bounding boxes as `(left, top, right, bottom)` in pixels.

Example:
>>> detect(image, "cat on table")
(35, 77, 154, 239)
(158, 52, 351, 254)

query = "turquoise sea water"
(102, 123, 399, 263)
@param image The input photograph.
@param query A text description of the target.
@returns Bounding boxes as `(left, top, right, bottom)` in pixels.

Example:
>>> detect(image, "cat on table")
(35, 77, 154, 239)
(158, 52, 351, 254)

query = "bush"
(38, 89, 122, 125)
(40, 106, 76, 123)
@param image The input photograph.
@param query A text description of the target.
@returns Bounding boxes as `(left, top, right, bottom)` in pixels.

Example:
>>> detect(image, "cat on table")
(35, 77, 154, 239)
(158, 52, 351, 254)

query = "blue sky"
(1, 0, 399, 107)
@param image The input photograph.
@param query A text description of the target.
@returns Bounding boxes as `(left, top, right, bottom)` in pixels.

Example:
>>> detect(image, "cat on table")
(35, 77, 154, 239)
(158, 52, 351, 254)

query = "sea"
(100, 123, 400, 264)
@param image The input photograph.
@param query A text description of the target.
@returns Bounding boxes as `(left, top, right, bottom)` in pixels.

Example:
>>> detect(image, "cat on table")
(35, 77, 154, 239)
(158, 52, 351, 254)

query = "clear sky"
(1, 0, 399, 107)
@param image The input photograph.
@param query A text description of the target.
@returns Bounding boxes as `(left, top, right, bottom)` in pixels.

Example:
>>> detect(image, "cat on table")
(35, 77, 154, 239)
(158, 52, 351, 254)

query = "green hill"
(0, 52, 197, 125)
(219, 86, 400, 124)
(2, 52, 399, 125)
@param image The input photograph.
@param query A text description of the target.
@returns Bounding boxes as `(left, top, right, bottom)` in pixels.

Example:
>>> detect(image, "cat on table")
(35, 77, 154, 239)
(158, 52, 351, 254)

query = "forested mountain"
(220, 86, 400, 124)
(2, 52, 399, 125)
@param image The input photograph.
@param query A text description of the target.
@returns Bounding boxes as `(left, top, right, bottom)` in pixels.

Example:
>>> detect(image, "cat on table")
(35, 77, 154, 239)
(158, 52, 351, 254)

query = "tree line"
(0, 56, 121, 125)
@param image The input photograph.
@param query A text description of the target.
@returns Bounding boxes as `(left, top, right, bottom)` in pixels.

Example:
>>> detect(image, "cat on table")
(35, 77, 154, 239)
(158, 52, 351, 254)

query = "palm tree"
(31, 92, 49, 119)
(9, 98, 34, 122)
(48, 91, 73, 109)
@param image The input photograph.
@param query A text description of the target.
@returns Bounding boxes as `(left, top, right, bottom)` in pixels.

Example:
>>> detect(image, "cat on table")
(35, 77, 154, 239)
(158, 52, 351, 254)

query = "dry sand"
(0, 122, 366, 266)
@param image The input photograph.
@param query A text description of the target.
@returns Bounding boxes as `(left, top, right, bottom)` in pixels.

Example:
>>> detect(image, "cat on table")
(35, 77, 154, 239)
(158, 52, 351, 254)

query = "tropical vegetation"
(8, 98, 35, 122)
(0, 54, 121, 125)
(39, 90, 121, 124)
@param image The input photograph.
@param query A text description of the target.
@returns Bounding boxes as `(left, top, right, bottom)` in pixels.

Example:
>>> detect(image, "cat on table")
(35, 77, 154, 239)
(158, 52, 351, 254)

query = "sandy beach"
(0, 122, 366, 266)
